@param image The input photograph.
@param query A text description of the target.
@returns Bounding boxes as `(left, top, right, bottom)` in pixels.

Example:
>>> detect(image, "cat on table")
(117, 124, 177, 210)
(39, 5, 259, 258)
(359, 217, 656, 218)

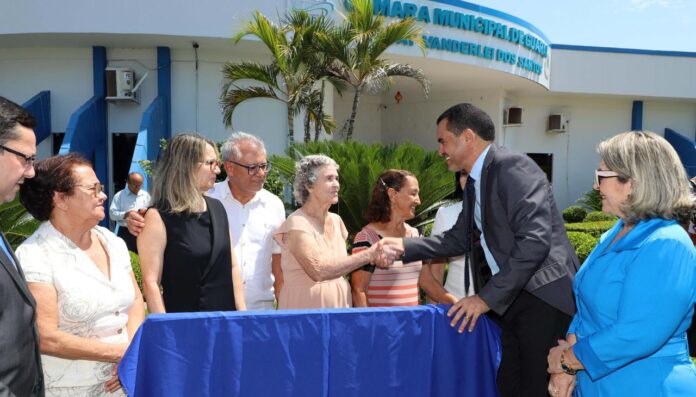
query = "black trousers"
(117, 226, 138, 254)
(487, 291, 572, 397)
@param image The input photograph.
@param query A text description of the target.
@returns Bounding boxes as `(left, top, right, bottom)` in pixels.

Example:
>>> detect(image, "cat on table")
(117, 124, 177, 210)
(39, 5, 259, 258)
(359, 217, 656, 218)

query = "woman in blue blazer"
(547, 131, 696, 396)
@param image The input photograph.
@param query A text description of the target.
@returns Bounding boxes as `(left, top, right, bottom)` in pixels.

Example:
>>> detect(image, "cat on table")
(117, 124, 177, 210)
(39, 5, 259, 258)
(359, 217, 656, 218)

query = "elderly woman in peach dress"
(273, 155, 394, 309)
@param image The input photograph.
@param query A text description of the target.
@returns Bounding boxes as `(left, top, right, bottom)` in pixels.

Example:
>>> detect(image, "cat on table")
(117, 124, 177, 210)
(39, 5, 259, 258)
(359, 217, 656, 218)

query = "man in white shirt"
(207, 132, 286, 310)
(109, 172, 150, 253)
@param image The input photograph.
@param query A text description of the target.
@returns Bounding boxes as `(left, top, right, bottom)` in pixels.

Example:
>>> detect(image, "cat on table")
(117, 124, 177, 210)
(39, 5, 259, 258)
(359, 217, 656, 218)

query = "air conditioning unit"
(504, 107, 523, 125)
(547, 114, 567, 132)
(105, 67, 145, 103)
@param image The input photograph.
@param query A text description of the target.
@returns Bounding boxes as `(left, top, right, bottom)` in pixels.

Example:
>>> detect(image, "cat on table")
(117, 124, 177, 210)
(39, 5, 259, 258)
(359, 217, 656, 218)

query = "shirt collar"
(469, 144, 492, 182)
(218, 178, 263, 207)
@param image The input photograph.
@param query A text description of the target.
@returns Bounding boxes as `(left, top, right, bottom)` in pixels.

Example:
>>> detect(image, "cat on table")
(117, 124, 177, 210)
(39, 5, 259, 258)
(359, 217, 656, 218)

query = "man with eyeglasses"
(0, 96, 45, 396)
(109, 172, 151, 253)
(207, 132, 286, 309)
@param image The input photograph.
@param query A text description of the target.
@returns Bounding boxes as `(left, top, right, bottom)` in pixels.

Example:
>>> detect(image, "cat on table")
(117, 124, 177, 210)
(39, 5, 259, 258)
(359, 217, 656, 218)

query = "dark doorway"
(526, 153, 553, 183)
(112, 133, 138, 193)
(52, 133, 65, 155)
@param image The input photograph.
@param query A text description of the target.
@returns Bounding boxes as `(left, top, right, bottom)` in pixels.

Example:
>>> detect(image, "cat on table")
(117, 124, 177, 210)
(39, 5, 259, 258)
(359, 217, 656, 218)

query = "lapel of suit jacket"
(479, 144, 497, 228)
(0, 232, 36, 308)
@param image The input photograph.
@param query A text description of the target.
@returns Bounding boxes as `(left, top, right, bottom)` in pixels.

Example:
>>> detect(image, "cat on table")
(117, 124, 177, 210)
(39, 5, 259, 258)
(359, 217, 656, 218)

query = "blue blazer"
(571, 218, 696, 396)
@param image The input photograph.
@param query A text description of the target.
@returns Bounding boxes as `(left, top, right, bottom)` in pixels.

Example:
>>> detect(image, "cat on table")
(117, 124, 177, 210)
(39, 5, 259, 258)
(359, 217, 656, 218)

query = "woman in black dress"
(138, 133, 246, 313)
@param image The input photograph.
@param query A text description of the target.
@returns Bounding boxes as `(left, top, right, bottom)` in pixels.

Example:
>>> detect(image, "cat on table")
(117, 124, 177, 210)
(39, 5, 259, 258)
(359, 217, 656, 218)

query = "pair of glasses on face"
(78, 182, 105, 198)
(594, 169, 621, 186)
(0, 144, 36, 169)
(227, 160, 272, 176)
(201, 159, 221, 171)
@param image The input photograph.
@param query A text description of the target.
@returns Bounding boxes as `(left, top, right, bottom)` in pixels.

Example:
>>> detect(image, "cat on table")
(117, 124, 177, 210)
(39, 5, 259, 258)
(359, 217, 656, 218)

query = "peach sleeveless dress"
(273, 209, 352, 309)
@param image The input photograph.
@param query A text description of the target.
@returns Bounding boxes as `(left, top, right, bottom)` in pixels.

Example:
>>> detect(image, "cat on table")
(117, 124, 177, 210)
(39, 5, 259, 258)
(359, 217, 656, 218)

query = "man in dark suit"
(0, 96, 44, 397)
(383, 103, 578, 397)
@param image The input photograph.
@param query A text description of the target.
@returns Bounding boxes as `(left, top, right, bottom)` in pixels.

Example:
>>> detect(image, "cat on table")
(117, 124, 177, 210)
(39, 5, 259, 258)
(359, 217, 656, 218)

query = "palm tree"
(221, 10, 334, 143)
(319, 0, 431, 140)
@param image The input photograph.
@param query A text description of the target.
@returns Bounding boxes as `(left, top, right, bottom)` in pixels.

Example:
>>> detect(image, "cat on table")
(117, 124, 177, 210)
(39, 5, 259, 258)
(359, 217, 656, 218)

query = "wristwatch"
(560, 349, 578, 375)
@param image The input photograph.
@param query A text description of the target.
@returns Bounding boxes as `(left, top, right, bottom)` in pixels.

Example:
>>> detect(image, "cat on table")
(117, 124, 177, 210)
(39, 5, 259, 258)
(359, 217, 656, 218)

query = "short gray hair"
(293, 154, 339, 205)
(220, 131, 266, 161)
(598, 130, 695, 224)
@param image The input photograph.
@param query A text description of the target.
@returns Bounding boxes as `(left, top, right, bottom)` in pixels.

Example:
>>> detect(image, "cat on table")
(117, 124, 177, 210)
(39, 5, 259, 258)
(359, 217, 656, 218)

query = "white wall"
(333, 90, 384, 143)
(0, 47, 93, 138)
(643, 100, 696, 139)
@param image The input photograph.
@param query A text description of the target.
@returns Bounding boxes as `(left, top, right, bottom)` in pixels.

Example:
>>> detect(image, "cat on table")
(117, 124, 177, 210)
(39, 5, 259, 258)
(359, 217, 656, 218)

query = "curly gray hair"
(293, 154, 339, 205)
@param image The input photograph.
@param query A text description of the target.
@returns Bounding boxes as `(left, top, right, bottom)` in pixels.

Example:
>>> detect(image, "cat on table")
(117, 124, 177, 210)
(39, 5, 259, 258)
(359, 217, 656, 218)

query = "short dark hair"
(365, 169, 415, 223)
(20, 153, 92, 221)
(436, 103, 495, 141)
(0, 96, 36, 146)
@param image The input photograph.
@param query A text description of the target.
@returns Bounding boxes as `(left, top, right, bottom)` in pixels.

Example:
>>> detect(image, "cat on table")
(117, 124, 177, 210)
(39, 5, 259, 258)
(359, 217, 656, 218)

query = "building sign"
(343, 0, 552, 88)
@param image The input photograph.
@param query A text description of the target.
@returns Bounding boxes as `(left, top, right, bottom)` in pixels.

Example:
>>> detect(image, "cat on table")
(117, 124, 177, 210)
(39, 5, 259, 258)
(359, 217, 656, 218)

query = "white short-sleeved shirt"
(108, 188, 151, 227)
(207, 181, 286, 310)
(15, 222, 135, 395)
(432, 202, 474, 298)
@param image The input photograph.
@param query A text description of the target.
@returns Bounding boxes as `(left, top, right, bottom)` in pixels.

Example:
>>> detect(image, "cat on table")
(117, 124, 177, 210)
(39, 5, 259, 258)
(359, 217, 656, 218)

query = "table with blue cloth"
(118, 305, 501, 397)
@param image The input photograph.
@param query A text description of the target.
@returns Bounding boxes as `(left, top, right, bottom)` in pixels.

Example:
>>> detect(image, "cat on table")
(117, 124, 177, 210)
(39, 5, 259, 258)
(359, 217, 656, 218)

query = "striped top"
(352, 226, 422, 306)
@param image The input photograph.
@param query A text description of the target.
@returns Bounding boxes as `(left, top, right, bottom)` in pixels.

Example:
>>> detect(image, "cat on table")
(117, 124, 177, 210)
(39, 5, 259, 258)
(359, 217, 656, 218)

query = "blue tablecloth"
(119, 305, 501, 397)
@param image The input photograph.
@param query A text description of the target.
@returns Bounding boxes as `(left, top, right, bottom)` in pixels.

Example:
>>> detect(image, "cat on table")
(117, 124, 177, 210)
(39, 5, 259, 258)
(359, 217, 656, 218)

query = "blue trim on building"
(61, 47, 108, 225)
(157, 46, 172, 139)
(664, 129, 696, 179)
(551, 44, 696, 58)
(22, 91, 51, 143)
(428, 0, 551, 43)
(631, 101, 643, 131)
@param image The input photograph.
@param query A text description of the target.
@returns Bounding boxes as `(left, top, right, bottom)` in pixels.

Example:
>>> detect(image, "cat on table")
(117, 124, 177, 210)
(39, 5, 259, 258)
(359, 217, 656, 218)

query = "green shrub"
(129, 251, 144, 295)
(562, 205, 587, 223)
(577, 188, 602, 211)
(584, 211, 617, 223)
(565, 221, 617, 238)
(567, 231, 599, 263)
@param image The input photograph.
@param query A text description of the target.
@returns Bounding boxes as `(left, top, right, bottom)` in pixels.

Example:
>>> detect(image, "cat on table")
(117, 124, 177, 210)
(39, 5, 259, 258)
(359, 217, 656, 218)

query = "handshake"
(371, 238, 405, 268)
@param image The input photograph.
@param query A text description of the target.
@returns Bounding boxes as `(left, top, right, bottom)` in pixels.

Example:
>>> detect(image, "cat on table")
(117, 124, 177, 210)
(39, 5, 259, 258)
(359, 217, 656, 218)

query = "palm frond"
(221, 86, 281, 127)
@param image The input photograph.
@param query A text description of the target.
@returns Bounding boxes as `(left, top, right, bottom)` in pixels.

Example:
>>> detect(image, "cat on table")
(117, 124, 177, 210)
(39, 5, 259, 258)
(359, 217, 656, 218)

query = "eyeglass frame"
(201, 159, 222, 171)
(0, 144, 36, 169)
(226, 160, 272, 176)
(77, 182, 105, 198)
(594, 169, 621, 186)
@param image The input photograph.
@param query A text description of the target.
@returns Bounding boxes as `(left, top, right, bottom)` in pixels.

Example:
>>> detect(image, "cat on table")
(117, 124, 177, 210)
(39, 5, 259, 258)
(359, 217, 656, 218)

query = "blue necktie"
(463, 175, 476, 295)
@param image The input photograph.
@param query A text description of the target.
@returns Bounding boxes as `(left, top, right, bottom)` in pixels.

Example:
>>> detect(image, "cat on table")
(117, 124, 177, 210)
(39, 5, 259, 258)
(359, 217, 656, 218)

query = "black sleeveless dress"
(159, 196, 236, 312)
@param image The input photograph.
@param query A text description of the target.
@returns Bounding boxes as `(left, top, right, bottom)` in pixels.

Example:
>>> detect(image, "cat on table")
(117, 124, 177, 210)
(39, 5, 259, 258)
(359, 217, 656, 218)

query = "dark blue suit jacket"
(0, 232, 44, 397)
(404, 145, 578, 316)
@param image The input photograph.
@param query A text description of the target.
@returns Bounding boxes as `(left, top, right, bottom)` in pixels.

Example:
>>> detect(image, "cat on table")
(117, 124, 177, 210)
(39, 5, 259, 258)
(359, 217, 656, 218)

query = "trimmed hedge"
(129, 251, 143, 295)
(584, 211, 618, 223)
(562, 205, 587, 223)
(567, 231, 599, 263)
(565, 220, 617, 238)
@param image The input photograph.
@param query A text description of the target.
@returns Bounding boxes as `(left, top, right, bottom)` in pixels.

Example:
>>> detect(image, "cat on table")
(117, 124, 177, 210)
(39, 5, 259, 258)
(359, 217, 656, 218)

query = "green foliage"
(129, 251, 144, 295)
(562, 205, 587, 223)
(0, 196, 40, 249)
(565, 221, 617, 238)
(584, 211, 618, 223)
(269, 140, 454, 237)
(137, 138, 169, 176)
(566, 231, 599, 263)
(577, 188, 602, 211)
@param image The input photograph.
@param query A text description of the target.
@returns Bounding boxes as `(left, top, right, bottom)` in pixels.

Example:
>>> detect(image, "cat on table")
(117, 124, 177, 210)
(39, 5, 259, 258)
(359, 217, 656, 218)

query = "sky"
(468, 0, 696, 52)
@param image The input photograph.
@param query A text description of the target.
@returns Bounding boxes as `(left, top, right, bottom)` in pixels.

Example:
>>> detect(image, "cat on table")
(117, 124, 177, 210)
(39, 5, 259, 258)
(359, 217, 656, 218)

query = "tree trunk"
(345, 86, 361, 141)
(303, 111, 311, 143)
(287, 104, 295, 144)
(314, 82, 325, 142)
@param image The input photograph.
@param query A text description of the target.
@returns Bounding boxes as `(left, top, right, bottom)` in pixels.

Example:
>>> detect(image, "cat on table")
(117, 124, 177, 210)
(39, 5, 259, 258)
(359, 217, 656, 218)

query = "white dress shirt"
(431, 202, 474, 298)
(207, 180, 286, 310)
(470, 144, 500, 275)
(109, 188, 151, 227)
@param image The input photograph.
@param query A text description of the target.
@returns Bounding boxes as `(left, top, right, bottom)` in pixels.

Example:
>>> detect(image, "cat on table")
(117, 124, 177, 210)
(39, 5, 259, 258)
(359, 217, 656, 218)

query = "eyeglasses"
(227, 160, 272, 175)
(0, 144, 35, 169)
(78, 182, 105, 198)
(201, 159, 221, 171)
(594, 169, 621, 186)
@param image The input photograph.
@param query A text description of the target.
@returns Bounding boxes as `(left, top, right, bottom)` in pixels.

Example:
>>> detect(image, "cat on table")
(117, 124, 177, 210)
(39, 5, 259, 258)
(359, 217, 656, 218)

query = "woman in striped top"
(351, 170, 422, 307)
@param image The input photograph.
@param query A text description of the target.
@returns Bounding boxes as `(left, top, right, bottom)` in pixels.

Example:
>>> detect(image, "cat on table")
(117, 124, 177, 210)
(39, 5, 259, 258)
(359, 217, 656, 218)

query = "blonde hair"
(151, 133, 218, 214)
(598, 131, 694, 224)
